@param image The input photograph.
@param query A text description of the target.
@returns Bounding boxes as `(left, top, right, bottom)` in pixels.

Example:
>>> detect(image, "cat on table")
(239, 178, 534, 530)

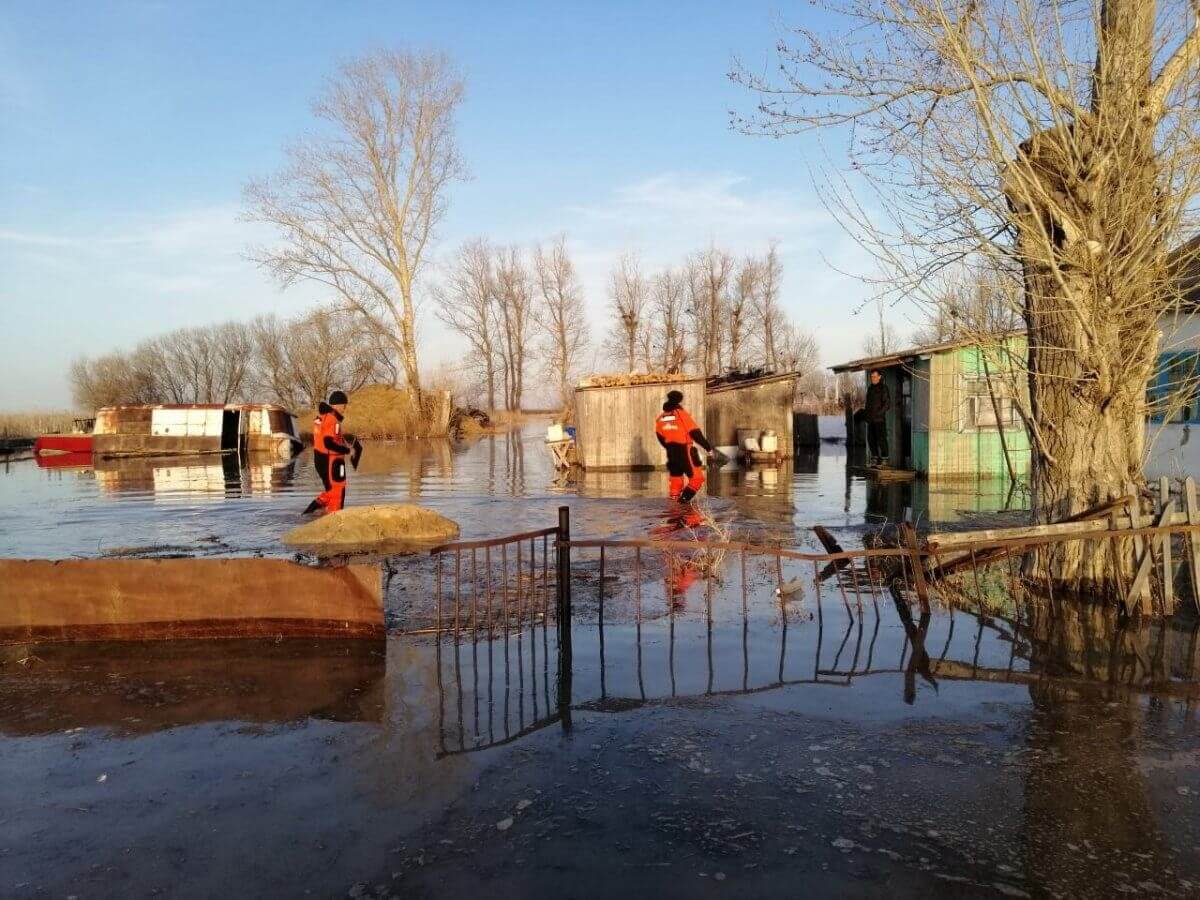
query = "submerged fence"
(421, 502, 1200, 755)
(427, 498, 1200, 641)
(427, 508, 1200, 755)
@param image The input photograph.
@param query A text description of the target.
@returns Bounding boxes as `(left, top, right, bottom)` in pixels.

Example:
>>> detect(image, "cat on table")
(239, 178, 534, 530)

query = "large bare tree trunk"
(1004, 1, 1163, 583)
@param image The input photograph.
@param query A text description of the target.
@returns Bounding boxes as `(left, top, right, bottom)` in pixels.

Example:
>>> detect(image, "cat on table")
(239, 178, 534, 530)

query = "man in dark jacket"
(863, 369, 890, 467)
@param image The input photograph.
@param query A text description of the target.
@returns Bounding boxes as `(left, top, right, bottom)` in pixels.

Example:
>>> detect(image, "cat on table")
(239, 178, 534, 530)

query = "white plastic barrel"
(737, 428, 760, 452)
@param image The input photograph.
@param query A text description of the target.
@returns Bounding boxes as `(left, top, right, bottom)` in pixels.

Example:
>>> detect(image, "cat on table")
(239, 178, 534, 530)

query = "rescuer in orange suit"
(303, 390, 356, 514)
(654, 390, 723, 503)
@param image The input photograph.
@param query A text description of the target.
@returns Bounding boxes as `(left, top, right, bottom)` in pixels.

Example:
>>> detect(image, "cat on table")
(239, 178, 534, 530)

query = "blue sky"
(0, 1, 905, 409)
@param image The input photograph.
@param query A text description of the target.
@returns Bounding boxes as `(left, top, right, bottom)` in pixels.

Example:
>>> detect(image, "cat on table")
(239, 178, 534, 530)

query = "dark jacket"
(864, 382, 890, 423)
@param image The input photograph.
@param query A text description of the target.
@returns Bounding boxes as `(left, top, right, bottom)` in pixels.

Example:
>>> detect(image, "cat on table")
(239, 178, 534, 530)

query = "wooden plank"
(928, 495, 1135, 551)
(0, 558, 383, 643)
(814, 525, 849, 581)
(899, 522, 930, 603)
(1185, 477, 1200, 614)
(1128, 504, 1170, 613)
(1161, 477, 1175, 615)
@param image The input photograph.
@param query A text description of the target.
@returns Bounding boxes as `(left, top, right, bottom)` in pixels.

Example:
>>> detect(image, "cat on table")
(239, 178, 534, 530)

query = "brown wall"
(0, 558, 383, 642)
(574, 379, 706, 470)
(705, 377, 796, 449)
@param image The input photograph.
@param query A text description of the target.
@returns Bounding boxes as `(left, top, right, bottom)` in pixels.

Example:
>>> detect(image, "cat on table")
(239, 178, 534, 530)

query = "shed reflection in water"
(89, 455, 299, 498)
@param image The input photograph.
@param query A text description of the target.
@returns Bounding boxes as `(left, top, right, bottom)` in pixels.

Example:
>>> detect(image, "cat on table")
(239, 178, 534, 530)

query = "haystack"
(576, 372, 693, 389)
(284, 504, 460, 554)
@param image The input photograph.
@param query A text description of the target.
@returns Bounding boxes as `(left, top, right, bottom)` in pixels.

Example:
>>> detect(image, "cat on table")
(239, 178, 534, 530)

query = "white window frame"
(959, 375, 1018, 432)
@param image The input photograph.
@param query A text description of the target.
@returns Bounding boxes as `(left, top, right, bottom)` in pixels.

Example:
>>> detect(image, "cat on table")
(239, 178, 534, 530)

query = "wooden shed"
(704, 373, 798, 451)
(574, 375, 706, 470)
(831, 334, 1031, 480)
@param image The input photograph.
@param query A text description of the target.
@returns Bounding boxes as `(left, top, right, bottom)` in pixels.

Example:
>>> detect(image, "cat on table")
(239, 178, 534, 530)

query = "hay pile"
(301, 385, 451, 440)
(284, 504, 460, 554)
(577, 372, 694, 389)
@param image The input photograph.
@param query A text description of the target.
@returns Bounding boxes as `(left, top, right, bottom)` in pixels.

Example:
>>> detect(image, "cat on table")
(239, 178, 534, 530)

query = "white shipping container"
(151, 408, 189, 436)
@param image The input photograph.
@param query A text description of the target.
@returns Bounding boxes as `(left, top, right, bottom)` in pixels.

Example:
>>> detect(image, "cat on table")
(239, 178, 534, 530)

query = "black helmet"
(666, 389, 684, 405)
(328, 390, 348, 405)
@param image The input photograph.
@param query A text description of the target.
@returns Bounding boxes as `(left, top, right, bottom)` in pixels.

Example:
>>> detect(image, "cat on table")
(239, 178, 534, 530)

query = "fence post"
(556, 505, 573, 730)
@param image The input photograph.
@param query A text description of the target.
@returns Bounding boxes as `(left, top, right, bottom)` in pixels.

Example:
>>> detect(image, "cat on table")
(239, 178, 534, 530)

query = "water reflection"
(434, 581, 1200, 754)
(90, 455, 299, 498)
(0, 639, 385, 736)
(2, 424, 1039, 560)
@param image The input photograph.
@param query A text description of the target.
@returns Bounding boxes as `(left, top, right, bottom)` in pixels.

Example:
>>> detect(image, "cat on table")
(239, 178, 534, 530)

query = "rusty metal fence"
(427, 509, 1200, 754)
(425, 507, 1200, 637)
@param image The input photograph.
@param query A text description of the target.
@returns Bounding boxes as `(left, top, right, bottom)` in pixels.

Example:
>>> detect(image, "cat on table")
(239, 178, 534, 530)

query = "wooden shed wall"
(705, 378, 796, 450)
(927, 345, 1031, 479)
(575, 380, 706, 470)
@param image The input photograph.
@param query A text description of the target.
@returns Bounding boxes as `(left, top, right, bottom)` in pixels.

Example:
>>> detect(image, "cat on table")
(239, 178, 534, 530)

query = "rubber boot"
(302, 499, 322, 515)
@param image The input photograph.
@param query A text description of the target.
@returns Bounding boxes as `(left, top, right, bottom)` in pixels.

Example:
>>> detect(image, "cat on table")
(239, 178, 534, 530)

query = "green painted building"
(832, 334, 1031, 480)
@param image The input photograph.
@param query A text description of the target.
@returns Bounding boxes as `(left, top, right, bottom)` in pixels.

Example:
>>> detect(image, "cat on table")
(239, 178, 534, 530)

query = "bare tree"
(437, 238, 500, 410)
(728, 257, 758, 370)
(609, 252, 648, 371)
(861, 300, 900, 357)
(688, 246, 734, 375)
(69, 353, 157, 410)
(649, 268, 689, 372)
(494, 246, 535, 410)
(776, 321, 821, 374)
(912, 263, 1023, 346)
(751, 243, 784, 369)
(533, 235, 589, 409)
(250, 308, 386, 409)
(245, 49, 466, 400)
(737, 1, 1200, 581)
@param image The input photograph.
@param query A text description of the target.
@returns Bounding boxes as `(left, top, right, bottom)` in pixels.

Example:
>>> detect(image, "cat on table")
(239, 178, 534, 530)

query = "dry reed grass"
(0, 412, 80, 440)
(664, 497, 732, 580)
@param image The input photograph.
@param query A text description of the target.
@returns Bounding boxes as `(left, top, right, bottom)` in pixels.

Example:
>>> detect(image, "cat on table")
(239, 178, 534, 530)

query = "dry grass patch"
(0, 412, 81, 440)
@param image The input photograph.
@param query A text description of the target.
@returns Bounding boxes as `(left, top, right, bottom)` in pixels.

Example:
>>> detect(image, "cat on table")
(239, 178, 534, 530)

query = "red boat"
(34, 434, 94, 455)
(33, 417, 95, 458)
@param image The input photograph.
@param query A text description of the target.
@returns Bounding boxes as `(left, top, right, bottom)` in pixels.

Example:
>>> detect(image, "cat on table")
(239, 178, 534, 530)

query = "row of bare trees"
(69, 308, 393, 412)
(435, 236, 587, 410)
(607, 244, 819, 377)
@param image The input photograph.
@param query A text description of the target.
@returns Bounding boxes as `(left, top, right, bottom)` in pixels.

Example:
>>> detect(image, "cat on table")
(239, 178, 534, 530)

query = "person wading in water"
(654, 389, 721, 503)
(304, 390, 359, 514)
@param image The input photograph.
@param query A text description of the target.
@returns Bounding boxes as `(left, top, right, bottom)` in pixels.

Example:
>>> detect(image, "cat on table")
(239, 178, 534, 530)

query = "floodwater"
(3, 427, 1199, 898)
(0, 426, 1026, 560)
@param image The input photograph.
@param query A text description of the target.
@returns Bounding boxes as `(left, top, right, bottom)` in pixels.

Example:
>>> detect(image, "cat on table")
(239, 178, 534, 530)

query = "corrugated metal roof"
(829, 331, 1023, 374)
(705, 371, 800, 393)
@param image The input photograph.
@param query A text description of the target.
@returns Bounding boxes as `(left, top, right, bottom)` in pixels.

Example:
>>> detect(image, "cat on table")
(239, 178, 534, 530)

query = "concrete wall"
(575, 378, 706, 470)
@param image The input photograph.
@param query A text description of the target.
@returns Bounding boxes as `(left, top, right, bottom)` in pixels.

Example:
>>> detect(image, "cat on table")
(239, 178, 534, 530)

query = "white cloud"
(575, 172, 827, 236)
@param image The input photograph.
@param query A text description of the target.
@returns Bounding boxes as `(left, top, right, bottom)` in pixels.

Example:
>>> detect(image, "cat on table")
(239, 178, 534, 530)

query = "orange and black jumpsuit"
(312, 402, 352, 512)
(654, 402, 713, 502)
